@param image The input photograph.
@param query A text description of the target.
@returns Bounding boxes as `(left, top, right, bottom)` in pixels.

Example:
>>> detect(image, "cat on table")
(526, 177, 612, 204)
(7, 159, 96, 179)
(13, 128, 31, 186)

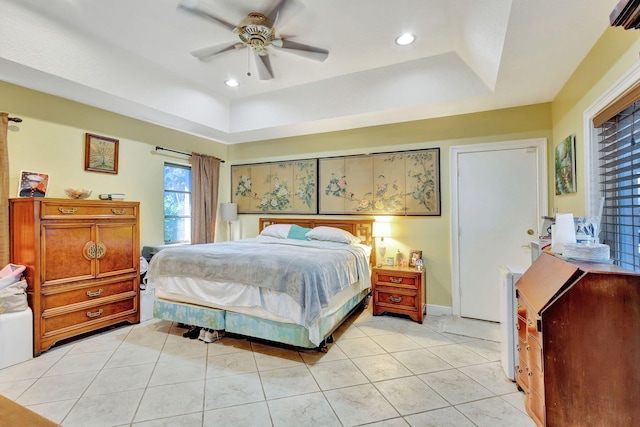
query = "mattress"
(155, 279, 367, 345)
(146, 237, 371, 344)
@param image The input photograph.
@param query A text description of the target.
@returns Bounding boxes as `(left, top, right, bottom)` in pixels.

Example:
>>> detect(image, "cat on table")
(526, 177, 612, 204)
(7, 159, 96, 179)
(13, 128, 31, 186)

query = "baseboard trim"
(426, 304, 452, 316)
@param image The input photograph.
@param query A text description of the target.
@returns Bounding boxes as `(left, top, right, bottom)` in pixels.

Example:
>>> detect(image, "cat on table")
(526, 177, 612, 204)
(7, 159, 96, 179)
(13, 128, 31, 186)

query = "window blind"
(597, 100, 640, 271)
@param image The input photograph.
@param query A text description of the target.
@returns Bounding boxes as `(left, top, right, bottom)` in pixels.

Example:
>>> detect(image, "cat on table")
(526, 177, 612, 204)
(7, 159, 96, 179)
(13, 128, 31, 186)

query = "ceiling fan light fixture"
(225, 79, 240, 87)
(181, 1, 330, 80)
(395, 33, 416, 46)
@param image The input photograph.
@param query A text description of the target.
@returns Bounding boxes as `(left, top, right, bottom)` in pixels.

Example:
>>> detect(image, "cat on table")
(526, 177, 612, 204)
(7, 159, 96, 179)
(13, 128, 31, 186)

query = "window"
(595, 99, 640, 272)
(164, 163, 191, 244)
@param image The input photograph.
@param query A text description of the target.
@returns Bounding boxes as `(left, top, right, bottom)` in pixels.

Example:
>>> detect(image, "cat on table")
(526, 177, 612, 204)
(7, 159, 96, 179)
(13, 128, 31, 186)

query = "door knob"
(527, 229, 535, 235)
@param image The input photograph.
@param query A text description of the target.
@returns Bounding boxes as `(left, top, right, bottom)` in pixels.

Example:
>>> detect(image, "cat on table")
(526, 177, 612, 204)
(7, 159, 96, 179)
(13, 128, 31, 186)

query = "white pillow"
(259, 224, 291, 239)
(305, 226, 361, 244)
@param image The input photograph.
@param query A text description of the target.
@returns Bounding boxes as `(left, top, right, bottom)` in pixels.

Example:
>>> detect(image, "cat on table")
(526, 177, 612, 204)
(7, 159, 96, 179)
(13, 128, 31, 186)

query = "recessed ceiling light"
(225, 79, 240, 87)
(395, 33, 416, 46)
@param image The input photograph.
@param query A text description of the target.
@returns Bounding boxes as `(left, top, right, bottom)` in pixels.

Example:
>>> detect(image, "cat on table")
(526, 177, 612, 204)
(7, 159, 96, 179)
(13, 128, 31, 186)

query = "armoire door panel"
(96, 223, 136, 277)
(42, 224, 94, 284)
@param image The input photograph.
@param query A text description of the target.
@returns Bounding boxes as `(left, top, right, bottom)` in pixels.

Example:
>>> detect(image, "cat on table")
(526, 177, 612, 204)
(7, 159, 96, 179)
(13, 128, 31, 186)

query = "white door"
(454, 142, 544, 322)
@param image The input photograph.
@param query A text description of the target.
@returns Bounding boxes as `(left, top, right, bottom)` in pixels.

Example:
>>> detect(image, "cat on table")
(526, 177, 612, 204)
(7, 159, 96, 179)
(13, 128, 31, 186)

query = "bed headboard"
(259, 217, 377, 266)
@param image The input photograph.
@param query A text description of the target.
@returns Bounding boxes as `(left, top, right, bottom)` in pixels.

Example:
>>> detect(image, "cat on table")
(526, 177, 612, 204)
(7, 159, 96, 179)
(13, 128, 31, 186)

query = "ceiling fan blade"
(271, 39, 329, 62)
(191, 42, 243, 61)
(266, 0, 303, 28)
(254, 52, 274, 80)
(178, 1, 237, 31)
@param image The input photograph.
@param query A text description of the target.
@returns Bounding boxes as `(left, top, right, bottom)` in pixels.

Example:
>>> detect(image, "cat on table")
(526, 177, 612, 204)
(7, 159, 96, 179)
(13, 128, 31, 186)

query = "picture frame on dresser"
(17, 170, 49, 198)
(409, 249, 422, 267)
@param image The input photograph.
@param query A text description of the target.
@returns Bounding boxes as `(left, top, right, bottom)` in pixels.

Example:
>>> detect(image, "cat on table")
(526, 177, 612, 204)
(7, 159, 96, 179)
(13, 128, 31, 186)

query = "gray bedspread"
(146, 237, 370, 327)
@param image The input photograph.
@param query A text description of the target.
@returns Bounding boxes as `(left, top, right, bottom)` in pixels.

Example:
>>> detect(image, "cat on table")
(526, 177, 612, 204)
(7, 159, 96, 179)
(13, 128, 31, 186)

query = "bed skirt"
(153, 288, 370, 349)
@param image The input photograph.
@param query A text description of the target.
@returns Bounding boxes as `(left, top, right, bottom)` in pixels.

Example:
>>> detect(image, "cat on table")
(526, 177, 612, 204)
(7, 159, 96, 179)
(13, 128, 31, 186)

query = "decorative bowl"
(64, 188, 92, 199)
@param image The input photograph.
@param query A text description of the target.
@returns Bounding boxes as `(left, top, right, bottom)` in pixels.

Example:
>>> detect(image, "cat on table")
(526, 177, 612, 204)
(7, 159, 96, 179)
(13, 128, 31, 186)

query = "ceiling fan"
(179, 0, 329, 80)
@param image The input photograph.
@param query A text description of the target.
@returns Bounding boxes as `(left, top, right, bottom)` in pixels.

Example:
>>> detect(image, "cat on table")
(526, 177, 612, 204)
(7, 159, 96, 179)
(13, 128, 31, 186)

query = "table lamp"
(220, 203, 238, 241)
(372, 221, 391, 267)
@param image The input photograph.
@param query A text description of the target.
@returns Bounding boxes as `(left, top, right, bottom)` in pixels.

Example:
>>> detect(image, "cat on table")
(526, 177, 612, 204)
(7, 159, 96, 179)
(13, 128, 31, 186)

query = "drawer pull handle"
(86, 309, 103, 318)
(87, 289, 103, 297)
(389, 277, 402, 284)
(111, 208, 126, 215)
(58, 207, 77, 214)
(389, 296, 403, 303)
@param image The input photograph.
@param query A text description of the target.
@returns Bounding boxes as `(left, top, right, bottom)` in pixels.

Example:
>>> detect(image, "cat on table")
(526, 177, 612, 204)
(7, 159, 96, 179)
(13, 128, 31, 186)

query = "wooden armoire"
(515, 252, 640, 426)
(9, 198, 140, 355)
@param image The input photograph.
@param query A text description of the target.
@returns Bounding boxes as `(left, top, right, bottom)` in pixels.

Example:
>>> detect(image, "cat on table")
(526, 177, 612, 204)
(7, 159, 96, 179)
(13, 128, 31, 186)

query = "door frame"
(450, 138, 548, 317)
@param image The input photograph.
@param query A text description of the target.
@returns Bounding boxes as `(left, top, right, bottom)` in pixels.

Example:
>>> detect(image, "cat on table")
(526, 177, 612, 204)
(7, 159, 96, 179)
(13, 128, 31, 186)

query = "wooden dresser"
(371, 266, 425, 323)
(9, 198, 140, 355)
(515, 252, 640, 426)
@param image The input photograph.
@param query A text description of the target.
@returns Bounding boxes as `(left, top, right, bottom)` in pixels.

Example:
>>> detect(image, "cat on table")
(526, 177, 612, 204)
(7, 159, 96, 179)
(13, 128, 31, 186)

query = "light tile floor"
(0, 308, 535, 426)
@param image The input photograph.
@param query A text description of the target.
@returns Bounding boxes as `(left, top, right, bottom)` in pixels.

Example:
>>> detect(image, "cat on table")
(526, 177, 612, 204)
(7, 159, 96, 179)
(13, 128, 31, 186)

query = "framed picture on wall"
(555, 134, 576, 195)
(17, 170, 50, 198)
(231, 159, 317, 214)
(85, 133, 119, 174)
(318, 148, 441, 215)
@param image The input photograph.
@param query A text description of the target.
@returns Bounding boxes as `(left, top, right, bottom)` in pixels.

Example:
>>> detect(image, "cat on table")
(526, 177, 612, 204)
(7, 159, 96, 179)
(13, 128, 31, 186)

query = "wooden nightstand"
(372, 266, 425, 323)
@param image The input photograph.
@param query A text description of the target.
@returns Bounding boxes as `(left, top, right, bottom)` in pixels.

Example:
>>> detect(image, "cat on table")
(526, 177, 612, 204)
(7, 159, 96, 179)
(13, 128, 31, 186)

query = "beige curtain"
(191, 152, 221, 244)
(0, 113, 10, 266)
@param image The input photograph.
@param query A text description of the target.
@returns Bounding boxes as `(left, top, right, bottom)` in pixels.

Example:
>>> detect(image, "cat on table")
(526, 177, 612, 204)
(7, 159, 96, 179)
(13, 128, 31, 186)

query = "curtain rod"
(155, 146, 225, 163)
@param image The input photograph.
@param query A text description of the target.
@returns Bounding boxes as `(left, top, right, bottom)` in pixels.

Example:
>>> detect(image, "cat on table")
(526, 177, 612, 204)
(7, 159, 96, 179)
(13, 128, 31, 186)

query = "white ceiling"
(0, 0, 618, 144)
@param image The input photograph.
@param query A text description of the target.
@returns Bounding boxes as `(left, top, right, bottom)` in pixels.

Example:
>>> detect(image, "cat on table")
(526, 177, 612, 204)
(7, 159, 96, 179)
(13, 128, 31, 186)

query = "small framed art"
(555, 134, 576, 195)
(17, 170, 49, 198)
(409, 249, 422, 267)
(85, 133, 119, 174)
(386, 257, 395, 266)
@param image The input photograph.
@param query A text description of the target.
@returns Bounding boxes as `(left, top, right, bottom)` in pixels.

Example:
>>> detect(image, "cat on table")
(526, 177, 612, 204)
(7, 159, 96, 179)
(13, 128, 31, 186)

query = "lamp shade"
(220, 203, 238, 222)
(372, 221, 391, 238)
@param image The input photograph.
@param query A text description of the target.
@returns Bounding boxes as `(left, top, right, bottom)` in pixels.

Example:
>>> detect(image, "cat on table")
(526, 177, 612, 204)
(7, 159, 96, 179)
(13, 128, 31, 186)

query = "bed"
(148, 218, 376, 350)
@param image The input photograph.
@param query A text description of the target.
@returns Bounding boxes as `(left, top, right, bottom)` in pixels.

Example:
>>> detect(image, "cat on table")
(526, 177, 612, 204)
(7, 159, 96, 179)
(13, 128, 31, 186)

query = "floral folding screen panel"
(232, 159, 317, 214)
(319, 149, 440, 215)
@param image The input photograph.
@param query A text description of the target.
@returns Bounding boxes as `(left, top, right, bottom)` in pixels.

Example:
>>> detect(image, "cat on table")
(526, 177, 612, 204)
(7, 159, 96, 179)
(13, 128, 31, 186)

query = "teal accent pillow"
(287, 224, 312, 240)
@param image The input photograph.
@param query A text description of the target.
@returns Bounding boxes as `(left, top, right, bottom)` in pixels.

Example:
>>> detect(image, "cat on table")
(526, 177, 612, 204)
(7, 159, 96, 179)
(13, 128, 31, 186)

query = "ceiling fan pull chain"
(247, 47, 252, 77)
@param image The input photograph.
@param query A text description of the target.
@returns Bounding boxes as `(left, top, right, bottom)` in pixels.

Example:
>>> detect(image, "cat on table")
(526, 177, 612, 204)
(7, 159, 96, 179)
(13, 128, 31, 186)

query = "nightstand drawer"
(374, 272, 419, 288)
(375, 287, 418, 311)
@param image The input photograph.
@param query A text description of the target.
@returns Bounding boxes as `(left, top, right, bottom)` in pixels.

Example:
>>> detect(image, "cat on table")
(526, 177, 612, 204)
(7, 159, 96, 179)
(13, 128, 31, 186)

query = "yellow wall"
(551, 27, 640, 216)
(2, 81, 228, 248)
(228, 104, 553, 308)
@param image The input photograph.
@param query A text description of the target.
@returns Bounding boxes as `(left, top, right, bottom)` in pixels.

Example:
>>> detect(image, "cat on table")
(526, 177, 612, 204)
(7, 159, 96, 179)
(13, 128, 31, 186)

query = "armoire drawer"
(40, 202, 136, 219)
(42, 297, 136, 335)
(41, 278, 137, 310)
